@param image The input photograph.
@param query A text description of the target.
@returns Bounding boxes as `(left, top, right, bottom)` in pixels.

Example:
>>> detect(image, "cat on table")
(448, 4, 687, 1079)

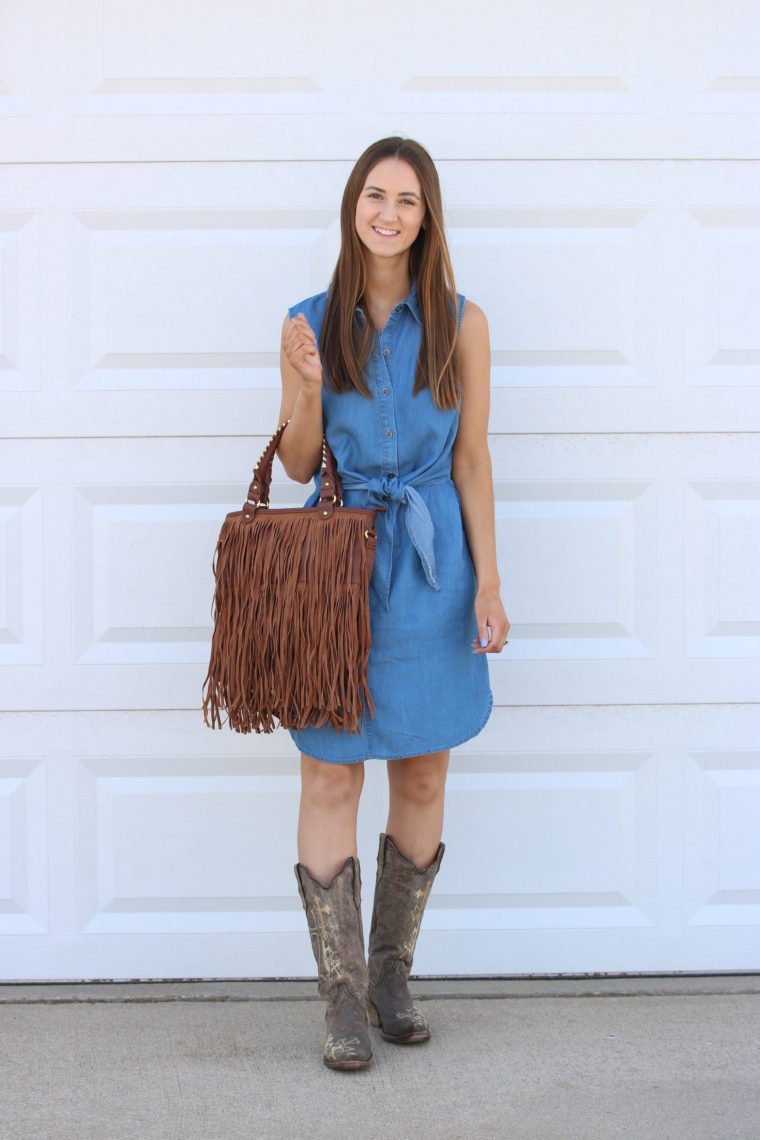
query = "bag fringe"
(201, 511, 375, 734)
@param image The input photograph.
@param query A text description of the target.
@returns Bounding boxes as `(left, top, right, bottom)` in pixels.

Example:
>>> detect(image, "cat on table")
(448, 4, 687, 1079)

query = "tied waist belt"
(339, 472, 451, 609)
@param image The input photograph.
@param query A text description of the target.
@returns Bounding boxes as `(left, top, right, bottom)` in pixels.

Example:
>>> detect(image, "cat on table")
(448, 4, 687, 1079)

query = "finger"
(472, 617, 491, 652)
(289, 314, 316, 341)
(284, 317, 315, 346)
(285, 329, 317, 355)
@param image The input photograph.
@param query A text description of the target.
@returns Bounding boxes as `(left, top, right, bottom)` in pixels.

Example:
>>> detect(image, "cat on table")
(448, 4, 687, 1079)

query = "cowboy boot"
(366, 832, 445, 1044)
(295, 855, 373, 1071)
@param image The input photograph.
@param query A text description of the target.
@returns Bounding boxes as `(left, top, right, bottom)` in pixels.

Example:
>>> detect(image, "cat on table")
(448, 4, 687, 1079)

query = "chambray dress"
(287, 280, 493, 762)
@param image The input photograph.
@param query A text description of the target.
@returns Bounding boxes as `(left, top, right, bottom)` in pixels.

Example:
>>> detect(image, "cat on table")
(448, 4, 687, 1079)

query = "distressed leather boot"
(295, 855, 373, 1071)
(366, 832, 445, 1044)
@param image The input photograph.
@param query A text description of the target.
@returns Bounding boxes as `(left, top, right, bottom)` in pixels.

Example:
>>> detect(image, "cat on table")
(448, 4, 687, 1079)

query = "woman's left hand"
(472, 588, 510, 653)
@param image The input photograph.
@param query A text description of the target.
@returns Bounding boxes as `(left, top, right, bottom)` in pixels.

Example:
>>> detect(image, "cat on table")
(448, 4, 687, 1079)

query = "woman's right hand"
(282, 313, 323, 388)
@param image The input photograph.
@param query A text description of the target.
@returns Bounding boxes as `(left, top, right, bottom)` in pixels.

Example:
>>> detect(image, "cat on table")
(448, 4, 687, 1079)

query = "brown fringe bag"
(202, 420, 385, 735)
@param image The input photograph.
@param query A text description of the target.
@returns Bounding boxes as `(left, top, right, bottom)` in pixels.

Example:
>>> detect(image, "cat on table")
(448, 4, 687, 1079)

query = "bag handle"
(244, 419, 342, 511)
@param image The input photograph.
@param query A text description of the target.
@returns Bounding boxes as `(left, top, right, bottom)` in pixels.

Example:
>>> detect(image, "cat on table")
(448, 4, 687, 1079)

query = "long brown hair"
(320, 137, 460, 411)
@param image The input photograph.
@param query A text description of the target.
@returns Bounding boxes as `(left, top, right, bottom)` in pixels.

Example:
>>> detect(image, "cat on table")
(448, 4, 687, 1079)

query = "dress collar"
(354, 279, 422, 327)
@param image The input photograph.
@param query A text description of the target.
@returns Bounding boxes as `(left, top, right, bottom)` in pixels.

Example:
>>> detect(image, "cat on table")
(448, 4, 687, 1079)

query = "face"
(354, 157, 426, 258)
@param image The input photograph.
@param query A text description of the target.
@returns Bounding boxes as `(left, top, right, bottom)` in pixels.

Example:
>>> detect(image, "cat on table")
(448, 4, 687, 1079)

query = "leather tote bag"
(202, 420, 384, 734)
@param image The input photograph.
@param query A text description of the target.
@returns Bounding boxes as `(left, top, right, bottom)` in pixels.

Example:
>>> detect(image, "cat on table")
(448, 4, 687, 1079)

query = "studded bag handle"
(244, 420, 342, 511)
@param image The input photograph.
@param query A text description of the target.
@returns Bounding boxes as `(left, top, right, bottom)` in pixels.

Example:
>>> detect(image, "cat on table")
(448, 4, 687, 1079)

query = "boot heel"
(366, 1000, 381, 1028)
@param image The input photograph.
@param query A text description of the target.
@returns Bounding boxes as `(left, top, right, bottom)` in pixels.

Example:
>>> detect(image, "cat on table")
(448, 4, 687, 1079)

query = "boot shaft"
(295, 855, 368, 1001)
(368, 833, 444, 985)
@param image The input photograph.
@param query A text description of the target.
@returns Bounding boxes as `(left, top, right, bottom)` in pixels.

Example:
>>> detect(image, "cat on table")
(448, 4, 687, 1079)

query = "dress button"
(383, 347, 390, 357)
(385, 429, 393, 438)
(382, 386, 390, 395)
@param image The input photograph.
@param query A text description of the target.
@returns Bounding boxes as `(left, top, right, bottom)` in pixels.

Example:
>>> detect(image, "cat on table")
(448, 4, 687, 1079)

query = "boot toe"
(368, 996, 431, 1044)
(323, 1033, 373, 1070)
(324, 985, 373, 1069)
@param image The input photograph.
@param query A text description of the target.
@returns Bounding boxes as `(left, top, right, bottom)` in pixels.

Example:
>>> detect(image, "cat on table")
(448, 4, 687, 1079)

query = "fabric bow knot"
(340, 472, 447, 609)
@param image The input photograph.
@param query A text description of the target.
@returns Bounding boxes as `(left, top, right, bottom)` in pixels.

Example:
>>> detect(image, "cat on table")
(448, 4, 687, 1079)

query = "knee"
(394, 757, 447, 808)
(301, 757, 363, 813)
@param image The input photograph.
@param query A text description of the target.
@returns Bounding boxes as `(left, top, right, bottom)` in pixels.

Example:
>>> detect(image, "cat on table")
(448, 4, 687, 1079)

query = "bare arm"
(276, 312, 324, 483)
(451, 300, 510, 654)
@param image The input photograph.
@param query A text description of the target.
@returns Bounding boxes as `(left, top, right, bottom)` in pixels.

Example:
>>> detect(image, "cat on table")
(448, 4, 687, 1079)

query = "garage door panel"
(0, 1, 37, 117)
(69, 208, 336, 392)
(0, 755, 47, 935)
(66, 0, 321, 117)
(403, 0, 641, 109)
(77, 761, 304, 936)
(3, 434, 758, 709)
(685, 210, 760, 389)
(0, 485, 43, 665)
(495, 479, 656, 662)
(685, 481, 760, 660)
(685, 0, 760, 114)
(683, 751, 760, 929)
(0, 210, 39, 391)
(436, 756, 658, 931)
(71, 483, 228, 667)
(5, 0, 756, 159)
(1, 162, 757, 436)
(450, 206, 658, 390)
(6, 707, 758, 978)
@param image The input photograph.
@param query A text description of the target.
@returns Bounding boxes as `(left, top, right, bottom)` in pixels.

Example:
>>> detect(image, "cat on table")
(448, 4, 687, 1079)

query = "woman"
(277, 137, 509, 1071)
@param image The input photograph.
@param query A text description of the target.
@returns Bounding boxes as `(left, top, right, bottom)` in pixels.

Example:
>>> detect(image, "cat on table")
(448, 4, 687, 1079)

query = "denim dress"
(287, 280, 493, 762)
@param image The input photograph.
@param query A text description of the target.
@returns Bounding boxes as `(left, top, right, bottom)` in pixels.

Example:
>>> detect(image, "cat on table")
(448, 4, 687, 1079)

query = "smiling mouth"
(372, 226, 400, 237)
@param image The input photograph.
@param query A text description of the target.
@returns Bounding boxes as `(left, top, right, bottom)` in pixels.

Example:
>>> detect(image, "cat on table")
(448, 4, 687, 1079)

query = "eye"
(367, 191, 382, 199)
(401, 198, 417, 206)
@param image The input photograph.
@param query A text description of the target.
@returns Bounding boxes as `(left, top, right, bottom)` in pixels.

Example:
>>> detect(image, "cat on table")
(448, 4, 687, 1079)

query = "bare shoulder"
(456, 298, 490, 369)
(458, 298, 489, 350)
(461, 298, 488, 328)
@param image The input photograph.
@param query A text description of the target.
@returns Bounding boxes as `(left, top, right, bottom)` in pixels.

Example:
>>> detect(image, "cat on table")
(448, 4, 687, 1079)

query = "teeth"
(374, 226, 399, 236)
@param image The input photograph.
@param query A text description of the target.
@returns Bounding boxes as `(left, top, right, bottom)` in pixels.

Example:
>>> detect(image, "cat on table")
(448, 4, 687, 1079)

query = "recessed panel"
(0, 487, 43, 665)
(0, 757, 47, 933)
(0, 0, 37, 115)
(71, 0, 322, 114)
(688, 0, 760, 111)
(393, 0, 644, 113)
(684, 751, 760, 927)
(685, 482, 760, 658)
(77, 758, 301, 933)
(69, 211, 336, 389)
(429, 752, 657, 931)
(494, 481, 656, 659)
(449, 209, 655, 388)
(71, 484, 239, 664)
(0, 212, 39, 391)
(686, 212, 760, 386)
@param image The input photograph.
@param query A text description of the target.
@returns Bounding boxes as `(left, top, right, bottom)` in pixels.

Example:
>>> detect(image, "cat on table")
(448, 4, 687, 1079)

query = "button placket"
(377, 329, 398, 475)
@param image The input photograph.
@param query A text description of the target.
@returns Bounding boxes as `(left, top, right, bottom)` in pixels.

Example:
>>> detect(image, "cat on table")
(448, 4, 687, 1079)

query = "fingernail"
(480, 638, 488, 648)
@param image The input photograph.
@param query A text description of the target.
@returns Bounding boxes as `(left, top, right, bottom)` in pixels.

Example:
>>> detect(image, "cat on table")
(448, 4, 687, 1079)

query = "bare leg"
(297, 753, 365, 885)
(385, 750, 450, 867)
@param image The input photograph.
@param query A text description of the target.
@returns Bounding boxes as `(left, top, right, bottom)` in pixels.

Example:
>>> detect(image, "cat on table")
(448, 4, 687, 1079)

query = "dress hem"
(292, 689, 494, 765)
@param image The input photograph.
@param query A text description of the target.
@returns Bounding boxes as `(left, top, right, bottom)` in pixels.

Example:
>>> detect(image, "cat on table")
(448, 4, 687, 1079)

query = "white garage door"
(1, 1, 758, 981)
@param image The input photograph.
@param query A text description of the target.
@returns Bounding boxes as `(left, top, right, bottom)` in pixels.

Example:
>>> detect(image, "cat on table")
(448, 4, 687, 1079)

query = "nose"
(378, 201, 398, 223)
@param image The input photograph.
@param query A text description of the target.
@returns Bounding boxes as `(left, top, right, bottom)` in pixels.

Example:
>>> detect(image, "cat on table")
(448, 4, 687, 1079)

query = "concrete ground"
(2, 975, 759, 1140)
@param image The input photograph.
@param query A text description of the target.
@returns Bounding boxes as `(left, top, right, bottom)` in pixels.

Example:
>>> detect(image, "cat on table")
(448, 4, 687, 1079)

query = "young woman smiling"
(277, 137, 509, 1071)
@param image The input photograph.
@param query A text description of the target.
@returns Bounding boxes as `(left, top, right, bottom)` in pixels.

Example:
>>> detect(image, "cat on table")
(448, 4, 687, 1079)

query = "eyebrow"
(365, 185, 421, 199)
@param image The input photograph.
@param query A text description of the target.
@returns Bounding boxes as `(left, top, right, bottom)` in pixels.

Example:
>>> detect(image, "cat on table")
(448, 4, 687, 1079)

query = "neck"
(362, 254, 412, 309)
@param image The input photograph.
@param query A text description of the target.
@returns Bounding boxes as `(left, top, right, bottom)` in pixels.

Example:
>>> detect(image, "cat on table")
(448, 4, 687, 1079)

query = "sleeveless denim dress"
(287, 280, 493, 763)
